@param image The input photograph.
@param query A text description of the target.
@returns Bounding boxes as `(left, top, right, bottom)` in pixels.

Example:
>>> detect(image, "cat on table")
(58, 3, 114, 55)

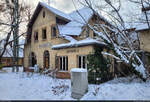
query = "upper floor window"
(34, 31, 38, 41)
(86, 27, 89, 37)
(42, 28, 47, 40)
(7, 59, 11, 64)
(51, 26, 57, 38)
(43, 11, 45, 18)
(93, 32, 97, 38)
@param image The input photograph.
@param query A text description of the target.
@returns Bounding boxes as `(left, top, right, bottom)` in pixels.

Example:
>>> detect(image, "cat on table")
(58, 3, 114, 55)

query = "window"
(51, 26, 57, 38)
(29, 52, 37, 67)
(78, 55, 87, 68)
(43, 11, 45, 18)
(34, 31, 38, 41)
(7, 59, 11, 64)
(43, 50, 50, 69)
(59, 56, 68, 71)
(86, 27, 89, 37)
(42, 28, 47, 39)
(93, 32, 97, 38)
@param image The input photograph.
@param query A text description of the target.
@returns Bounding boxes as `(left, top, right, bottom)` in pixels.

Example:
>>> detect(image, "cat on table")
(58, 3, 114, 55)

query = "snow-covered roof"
(136, 23, 149, 31)
(58, 7, 94, 36)
(136, 9, 150, 31)
(52, 38, 106, 49)
(28, 2, 112, 37)
(39, 2, 71, 21)
(143, 3, 150, 9)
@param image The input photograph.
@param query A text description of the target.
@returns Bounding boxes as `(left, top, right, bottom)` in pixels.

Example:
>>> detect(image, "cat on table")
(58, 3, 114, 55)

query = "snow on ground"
(0, 67, 150, 100)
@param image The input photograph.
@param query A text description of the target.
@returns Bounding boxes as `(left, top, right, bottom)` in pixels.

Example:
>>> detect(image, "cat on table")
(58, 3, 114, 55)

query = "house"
(1, 38, 24, 67)
(24, 2, 116, 79)
(136, 4, 150, 72)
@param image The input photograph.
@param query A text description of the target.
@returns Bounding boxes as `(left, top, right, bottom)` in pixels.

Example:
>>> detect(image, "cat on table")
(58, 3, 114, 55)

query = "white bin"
(71, 68, 88, 99)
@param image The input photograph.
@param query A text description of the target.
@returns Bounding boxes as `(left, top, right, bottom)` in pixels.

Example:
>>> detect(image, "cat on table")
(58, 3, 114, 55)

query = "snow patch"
(0, 72, 150, 100)
(52, 38, 106, 49)
(71, 68, 87, 72)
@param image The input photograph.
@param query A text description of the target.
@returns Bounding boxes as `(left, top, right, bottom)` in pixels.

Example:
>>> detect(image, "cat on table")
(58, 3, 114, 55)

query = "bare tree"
(0, 0, 33, 70)
(73, 0, 149, 80)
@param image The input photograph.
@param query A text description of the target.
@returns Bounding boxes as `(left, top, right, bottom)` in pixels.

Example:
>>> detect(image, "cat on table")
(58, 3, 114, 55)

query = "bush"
(87, 46, 112, 84)
(0, 64, 3, 70)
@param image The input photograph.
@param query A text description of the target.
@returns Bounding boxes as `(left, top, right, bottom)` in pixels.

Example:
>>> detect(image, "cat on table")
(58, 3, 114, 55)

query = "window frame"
(77, 55, 87, 69)
(51, 25, 57, 38)
(43, 11, 45, 18)
(59, 56, 68, 72)
(34, 30, 38, 41)
(86, 27, 90, 37)
(93, 31, 97, 38)
(42, 28, 47, 40)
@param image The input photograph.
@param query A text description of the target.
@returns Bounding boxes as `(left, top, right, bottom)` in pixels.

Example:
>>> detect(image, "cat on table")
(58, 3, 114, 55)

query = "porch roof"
(51, 38, 107, 50)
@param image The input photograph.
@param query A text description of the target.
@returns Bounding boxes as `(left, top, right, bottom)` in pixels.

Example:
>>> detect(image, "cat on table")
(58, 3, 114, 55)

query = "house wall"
(139, 30, 150, 72)
(24, 7, 114, 78)
(139, 30, 150, 52)
(77, 17, 106, 40)
(24, 7, 95, 74)
(55, 46, 94, 72)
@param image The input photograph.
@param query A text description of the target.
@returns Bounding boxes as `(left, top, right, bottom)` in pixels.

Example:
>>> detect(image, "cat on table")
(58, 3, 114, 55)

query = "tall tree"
(0, 0, 33, 71)
(73, 0, 149, 80)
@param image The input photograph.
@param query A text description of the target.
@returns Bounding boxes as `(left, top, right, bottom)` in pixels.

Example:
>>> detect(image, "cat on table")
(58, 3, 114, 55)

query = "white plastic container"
(71, 68, 88, 99)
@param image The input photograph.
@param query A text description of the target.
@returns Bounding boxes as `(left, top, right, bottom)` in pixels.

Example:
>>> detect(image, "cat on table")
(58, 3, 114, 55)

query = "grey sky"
(22, 0, 79, 13)
(22, 0, 141, 22)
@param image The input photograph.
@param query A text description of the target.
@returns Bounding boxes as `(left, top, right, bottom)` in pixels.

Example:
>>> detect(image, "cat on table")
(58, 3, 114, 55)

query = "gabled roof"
(28, 2, 71, 27)
(58, 7, 94, 36)
(27, 1, 112, 41)
(40, 2, 71, 21)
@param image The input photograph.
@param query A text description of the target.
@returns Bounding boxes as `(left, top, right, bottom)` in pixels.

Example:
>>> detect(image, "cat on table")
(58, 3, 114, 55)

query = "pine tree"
(87, 46, 111, 84)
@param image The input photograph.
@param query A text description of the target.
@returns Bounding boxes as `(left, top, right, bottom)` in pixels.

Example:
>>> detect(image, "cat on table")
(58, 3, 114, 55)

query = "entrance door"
(44, 51, 49, 69)
(45, 57, 49, 68)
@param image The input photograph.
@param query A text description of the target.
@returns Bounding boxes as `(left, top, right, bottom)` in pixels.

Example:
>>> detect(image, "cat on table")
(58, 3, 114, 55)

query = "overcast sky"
(22, 0, 79, 13)
(21, 0, 141, 23)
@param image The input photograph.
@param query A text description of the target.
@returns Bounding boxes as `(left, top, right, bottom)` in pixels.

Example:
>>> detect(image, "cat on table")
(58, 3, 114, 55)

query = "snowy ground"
(0, 67, 150, 100)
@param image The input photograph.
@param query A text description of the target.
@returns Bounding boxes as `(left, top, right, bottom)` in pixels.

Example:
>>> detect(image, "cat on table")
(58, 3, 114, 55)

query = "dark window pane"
(52, 26, 56, 38)
(60, 57, 62, 70)
(42, 29, 47, 39)
(83, 56, 85, 68)
(66, 57, 68, 71)
(79, 56, 81, 68)
(43, 11, 45, 18)
(86, 27, 89, 37)
(63, 57, 65, 71)
(94, 32, 96, 37)
(34, 31, 38, 41)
